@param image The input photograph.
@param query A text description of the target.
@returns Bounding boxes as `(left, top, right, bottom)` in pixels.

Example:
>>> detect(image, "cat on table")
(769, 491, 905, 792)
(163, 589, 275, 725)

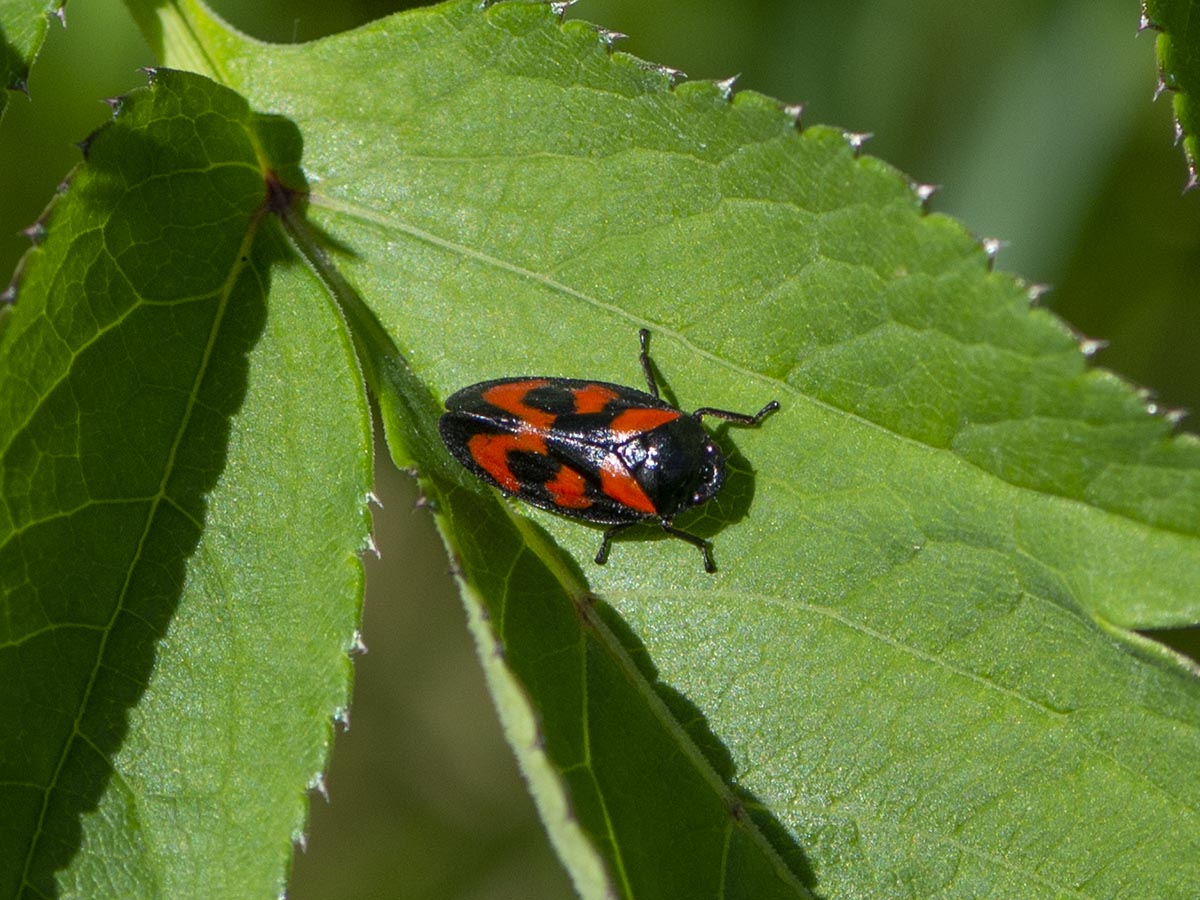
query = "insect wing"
(440, 378, 678, 524)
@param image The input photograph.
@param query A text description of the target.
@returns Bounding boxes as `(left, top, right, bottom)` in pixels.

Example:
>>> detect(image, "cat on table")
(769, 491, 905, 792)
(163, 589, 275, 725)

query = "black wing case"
(440, 378, 673, 524)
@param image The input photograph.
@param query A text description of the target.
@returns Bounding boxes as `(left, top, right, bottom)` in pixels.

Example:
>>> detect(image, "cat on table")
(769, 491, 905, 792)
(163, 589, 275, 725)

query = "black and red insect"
(438, 329, 778, 573)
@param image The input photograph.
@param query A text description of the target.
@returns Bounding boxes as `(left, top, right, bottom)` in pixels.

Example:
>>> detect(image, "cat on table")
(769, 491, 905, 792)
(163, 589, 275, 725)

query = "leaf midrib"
(505, 506, 816, 899)
(310, 188, 1192, 551)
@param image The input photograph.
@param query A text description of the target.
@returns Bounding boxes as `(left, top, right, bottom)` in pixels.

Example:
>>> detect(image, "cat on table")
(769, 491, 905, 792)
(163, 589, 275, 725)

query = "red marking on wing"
(610, 407, 680, 437)
(545, 464, 592, 509)
(481, 380, 555, 430)
(571, 383, 620, 414)
(468, 431, 546, 492)
(599, 455, 657, 515)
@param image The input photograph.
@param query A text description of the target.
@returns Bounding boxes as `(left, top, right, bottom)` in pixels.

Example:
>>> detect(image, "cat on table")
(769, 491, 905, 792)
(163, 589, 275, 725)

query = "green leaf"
(164, 2, 1200, 897)
(0, 69, 371, 897)
(0, 0, 64, 122)
(12, 0, 1199, 898)
(1143, 0, 1200, 187)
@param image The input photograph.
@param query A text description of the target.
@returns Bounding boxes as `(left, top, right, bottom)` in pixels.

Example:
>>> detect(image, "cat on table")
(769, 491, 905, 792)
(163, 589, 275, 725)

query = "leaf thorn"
(980, 236, 1004, 268)
(782, 103, 804, 128)
(308, 771, 330, 801)
(842, 131, 872, 156)
(661, 64, 686, 86)
(363, 532, 380, 559)
(598, 28, 627, 51)
(1165, 407, 1189, 426)
(21, 221, 46, 245)
(1137, 3, 1160, 32)
(1026, 282, 1051, 305)
(334, 706, 351, 730)
(913, 181, 938, 210)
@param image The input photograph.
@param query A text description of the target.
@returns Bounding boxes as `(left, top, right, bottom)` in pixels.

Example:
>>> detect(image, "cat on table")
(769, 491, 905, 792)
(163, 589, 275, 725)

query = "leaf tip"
(1078, 336, 1107, 358)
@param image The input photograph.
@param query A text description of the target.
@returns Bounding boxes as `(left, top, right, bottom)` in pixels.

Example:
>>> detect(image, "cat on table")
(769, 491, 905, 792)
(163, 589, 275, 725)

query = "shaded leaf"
(0, 69, 371, 897)
(0, 0, 64, 121)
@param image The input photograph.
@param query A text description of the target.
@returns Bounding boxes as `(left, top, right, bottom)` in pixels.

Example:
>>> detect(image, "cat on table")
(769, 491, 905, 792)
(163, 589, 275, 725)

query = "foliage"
(1, 1, 1198, 898)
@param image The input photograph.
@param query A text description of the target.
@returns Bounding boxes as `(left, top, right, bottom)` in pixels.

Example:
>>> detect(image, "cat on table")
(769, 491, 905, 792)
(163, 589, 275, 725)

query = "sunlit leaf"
(4, 0, 1198, 897)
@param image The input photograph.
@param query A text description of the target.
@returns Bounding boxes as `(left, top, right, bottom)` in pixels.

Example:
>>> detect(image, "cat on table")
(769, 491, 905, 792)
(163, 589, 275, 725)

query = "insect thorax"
(617, 417, 725, 518)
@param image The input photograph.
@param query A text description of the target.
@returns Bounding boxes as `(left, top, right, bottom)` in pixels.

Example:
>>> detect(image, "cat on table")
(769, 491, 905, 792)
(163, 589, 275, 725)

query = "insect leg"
(693, 400, 780, 426)
(659, 518, 716, 573)
(595, 522, 635, 565)
(637, 328, 660, 398)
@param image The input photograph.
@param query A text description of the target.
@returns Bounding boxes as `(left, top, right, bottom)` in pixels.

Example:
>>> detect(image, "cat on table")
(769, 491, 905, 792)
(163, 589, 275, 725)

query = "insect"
(438, 329, 778, 573)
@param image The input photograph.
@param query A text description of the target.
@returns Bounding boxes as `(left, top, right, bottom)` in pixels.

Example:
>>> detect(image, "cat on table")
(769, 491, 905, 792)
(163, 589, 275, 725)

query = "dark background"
(2, 2, 1196, 897)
